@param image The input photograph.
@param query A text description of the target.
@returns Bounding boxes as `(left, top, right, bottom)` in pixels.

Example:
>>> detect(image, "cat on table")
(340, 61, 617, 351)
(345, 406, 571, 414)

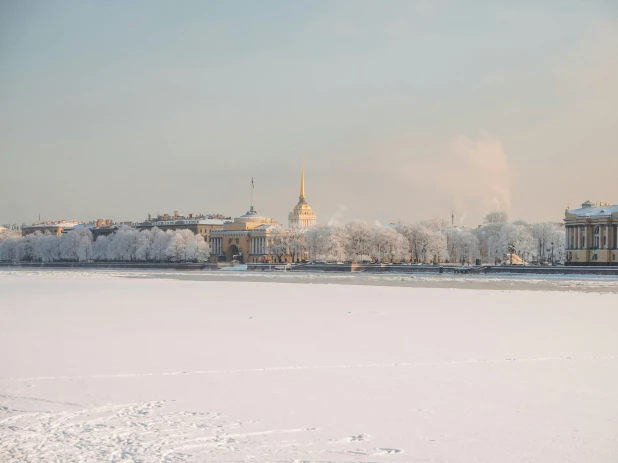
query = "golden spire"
(300, 159, 305, 199)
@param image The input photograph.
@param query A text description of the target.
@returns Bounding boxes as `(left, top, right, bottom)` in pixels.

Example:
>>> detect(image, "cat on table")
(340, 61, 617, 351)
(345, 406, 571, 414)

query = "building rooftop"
(567, 201, 618, 218)
(24, 221, 80, 229)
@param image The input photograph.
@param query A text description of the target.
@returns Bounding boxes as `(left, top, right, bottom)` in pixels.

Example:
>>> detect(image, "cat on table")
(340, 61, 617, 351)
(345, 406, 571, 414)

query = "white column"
(580, 226, 583, 249)
(606, 225, 610, 249)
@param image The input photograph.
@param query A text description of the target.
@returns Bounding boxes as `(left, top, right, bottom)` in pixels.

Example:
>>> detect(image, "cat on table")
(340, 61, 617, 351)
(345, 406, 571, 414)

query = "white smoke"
(327, 204, 348, 226)
(446, 132, 512, 222)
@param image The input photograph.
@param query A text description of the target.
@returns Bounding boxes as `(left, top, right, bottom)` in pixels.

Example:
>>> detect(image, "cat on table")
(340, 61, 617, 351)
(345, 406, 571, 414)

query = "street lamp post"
(551, 241, 555, 265)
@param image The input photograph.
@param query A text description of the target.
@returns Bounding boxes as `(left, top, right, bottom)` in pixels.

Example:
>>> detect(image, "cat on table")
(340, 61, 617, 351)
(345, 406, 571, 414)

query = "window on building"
(614, 254, 616, 261)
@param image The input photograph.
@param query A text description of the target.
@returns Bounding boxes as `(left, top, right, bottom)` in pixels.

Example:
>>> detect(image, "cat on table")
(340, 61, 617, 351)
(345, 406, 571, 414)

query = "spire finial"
(300, 159, 305, 199)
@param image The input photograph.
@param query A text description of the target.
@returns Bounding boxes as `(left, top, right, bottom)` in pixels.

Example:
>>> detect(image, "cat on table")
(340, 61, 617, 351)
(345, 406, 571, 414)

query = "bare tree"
(483, 211, 508, 224)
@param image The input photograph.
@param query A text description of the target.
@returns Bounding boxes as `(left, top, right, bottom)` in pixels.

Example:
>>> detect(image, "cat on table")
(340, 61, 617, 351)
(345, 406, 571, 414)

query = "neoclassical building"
(135, 212, 227, 245)
(564, 200, 618, 265)
(209, 206, 278, 263)
(288, 162, 317, 228)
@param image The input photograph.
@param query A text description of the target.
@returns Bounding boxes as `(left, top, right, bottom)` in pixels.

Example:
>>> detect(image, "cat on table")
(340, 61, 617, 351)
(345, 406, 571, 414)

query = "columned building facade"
(288, 162, 317, 228)
(564, 201, 618, 265)
(209, 206, 278, 263)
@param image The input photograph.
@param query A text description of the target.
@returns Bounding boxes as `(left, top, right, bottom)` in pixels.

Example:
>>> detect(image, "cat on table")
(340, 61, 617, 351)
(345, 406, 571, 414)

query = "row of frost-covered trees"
(301, 213, 565, 264)
(0, 226, 210, 263)
(0, 212, 565, 265)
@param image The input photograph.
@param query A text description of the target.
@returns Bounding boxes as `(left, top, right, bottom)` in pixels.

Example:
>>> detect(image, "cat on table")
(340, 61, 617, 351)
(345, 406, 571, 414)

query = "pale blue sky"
(1, 1, 617, 226)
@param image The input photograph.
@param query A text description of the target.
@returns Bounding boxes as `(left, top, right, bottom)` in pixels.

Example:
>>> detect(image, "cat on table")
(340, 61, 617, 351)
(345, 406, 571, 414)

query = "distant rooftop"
(24, 221, 80, 228)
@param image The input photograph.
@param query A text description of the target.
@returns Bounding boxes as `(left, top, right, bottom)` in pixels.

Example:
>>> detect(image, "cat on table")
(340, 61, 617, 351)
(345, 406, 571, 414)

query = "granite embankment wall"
(0, 262, 215, 270)
(284, 263, 618, 276)
(1, 261, 618, 275)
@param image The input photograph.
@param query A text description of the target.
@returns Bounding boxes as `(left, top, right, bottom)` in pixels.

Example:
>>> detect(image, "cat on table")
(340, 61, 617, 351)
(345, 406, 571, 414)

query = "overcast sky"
(1, 1, 617, 227)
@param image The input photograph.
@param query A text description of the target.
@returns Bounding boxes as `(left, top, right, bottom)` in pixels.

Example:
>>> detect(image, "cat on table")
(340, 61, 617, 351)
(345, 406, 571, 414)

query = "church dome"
(235, 206, 269, 224)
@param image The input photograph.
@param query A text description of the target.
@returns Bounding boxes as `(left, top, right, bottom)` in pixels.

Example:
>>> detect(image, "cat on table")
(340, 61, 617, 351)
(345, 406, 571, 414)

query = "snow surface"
(1, 273, 618, 462)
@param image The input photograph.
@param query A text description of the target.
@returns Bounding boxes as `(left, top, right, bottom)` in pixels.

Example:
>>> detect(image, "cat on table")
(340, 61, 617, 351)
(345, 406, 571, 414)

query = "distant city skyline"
(1, 1, 617, 227)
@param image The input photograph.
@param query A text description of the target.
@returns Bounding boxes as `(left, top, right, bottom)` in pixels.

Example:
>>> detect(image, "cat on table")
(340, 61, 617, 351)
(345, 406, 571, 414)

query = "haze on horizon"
(1, 1, 616, 228)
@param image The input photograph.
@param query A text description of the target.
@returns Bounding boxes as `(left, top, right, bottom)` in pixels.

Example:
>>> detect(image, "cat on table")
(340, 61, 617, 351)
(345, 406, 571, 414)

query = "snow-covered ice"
(1, 272, 617, 462)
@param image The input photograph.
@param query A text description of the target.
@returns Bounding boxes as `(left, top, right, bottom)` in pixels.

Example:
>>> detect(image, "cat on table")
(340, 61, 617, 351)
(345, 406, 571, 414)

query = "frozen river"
(1, 270, 617, 462)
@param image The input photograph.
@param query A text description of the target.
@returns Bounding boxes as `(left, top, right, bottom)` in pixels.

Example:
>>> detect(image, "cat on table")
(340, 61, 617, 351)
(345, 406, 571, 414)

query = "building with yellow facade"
(564, 200, 618, 266)
(210, 166, 316, 264)
(209, 206, 278, 263)
(288, 162, 317, 228)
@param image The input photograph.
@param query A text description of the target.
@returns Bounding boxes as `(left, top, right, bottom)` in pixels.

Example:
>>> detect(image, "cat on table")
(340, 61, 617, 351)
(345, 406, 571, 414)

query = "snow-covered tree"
(166, 229, 194, 261)
(395, 222, 447, 263)
(496, 223, 535, 264)
(444, 228, 480, 264)
(373, 227, 409, 262)
(531, 222, 565, 263)
(475, 222, 504, 263)
(151, 228, 172, 262)
(61, 227, 93, 262)
(92, 235, 110, 261)
(303, 225, 349, 262)
(135, 229, 154, 261)
(267, 226, 288, 263)
(305, 226, 327, 261)
(285, 227, 306, 262)
(484, 211, 509, 225)
(345, 221, 374, 262)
